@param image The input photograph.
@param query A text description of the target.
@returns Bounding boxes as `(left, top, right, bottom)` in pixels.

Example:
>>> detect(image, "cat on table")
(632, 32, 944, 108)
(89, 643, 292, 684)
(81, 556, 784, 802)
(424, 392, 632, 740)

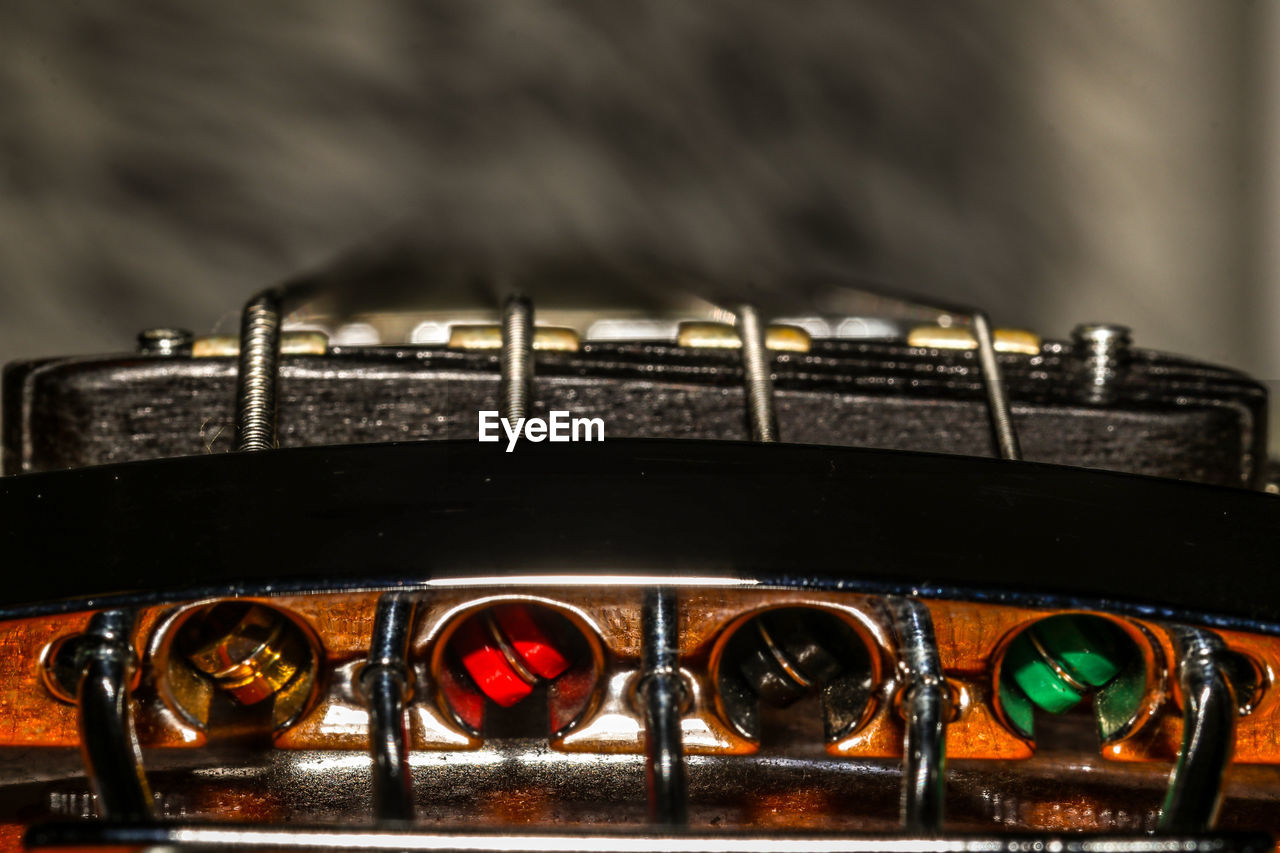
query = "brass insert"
(447, 325, 581, 352)
(906, 325, 1041, 355)
(676, 322, 812, 352)
(159, 602, 320, 733)
(191, 331, 329, 358)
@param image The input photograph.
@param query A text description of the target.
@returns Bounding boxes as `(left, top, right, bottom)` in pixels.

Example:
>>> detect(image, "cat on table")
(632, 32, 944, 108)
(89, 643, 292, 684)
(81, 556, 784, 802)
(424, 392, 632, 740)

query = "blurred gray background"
(2, 2, 1278, 427)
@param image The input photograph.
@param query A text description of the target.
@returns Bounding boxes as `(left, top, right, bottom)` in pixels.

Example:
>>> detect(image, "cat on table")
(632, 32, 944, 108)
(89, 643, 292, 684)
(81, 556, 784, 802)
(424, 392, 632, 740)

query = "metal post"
(361, 594, 418, 823)
(234, 290, 284, 452)
(971, 311, 1021, 461)
(887, 598, 948, 832)
(735, 304, 778, 443)
(501, 296, 535, 424)
(1159, 626, 1236, 832)
(72, 610, 152, 821)
(640, 587, 688, 825)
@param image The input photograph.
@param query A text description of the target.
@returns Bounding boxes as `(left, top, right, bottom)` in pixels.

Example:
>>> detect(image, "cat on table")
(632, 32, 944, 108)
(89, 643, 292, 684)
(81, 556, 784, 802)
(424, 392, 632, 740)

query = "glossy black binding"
(1, 438, 1278, 631)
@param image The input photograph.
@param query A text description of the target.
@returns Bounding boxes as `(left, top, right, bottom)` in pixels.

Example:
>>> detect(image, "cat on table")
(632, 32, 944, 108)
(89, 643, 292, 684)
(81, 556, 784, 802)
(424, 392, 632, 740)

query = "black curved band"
(2, 439, 1278, 631)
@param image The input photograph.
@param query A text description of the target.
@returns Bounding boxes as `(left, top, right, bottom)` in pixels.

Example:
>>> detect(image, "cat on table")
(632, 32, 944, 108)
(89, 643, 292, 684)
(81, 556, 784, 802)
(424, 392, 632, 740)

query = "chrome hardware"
(501, 296, 535, 424)
(23, 824, 1276, 852)
(234, 290, 284, 452)
(136, 327, 194, 355)
(362, 594, 418, 823)
(735, 305, 778, 444)
(639, 587, 688, 825)
(1159, 626, 1237, 832)
(1072, 323, 1132, 404)
(886, 598, 948, 832)
(47, 610, 152, 821)
(971, 310, 1021, 461)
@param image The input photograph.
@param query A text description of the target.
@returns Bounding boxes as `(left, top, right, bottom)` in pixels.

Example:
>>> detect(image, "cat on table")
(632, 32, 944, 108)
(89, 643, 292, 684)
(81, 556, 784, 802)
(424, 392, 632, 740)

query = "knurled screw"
(1071, 323, 1131, 402)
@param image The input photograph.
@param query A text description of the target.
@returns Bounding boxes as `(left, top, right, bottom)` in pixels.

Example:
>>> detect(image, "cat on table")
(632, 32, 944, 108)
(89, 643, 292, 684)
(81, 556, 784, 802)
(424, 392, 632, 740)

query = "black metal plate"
(3, 339, 1267, 488)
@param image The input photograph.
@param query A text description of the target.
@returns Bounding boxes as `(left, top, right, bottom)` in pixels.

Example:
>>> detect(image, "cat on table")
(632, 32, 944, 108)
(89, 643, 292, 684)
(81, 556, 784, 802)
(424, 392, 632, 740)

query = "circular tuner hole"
(997, 614, 1148, 743)
(161, 602, 320, 735)
(716, 607, 876, 744)
(438, 602, 598, 738)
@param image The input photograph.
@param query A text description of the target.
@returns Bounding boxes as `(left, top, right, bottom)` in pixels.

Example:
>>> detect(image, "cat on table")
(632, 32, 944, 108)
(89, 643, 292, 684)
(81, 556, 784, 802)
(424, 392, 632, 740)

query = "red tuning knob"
(452, 604, 570, 706)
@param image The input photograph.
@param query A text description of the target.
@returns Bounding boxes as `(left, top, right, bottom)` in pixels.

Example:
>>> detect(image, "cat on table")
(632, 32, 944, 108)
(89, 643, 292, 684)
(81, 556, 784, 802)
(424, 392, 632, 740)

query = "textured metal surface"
(2, 339, 1266, 485)
(4, 732, 1280, 832)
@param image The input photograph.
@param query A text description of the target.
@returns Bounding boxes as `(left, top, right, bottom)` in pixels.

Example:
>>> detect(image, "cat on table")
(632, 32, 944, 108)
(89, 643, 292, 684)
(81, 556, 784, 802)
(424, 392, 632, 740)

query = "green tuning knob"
(999, 615, 1128, 738)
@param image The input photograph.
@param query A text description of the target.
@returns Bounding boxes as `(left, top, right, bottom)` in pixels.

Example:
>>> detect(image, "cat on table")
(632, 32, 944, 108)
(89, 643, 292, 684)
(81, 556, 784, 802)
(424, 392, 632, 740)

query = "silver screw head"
(1071, 323, 1132, 401)
(137, 327, 194, 355)
(1071, 323, 1132, 351)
